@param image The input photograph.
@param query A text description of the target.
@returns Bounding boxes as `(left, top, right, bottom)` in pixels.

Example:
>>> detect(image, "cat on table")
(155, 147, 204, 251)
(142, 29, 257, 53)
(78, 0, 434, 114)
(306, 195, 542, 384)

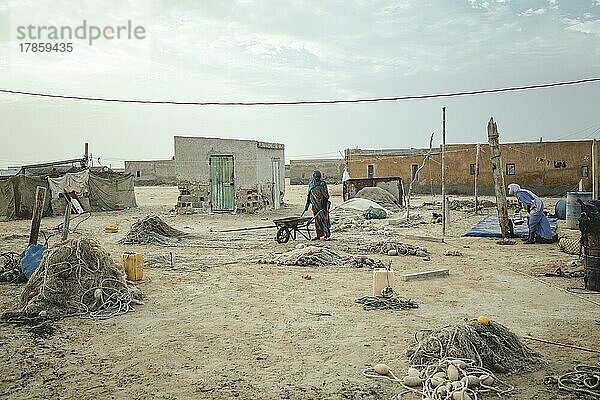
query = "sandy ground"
(1, 181, 599, 399)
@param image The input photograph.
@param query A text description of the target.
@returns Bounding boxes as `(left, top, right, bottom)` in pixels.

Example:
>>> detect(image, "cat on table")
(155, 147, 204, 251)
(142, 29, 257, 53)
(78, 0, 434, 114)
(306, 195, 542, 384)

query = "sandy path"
(0, 183, 598, 399)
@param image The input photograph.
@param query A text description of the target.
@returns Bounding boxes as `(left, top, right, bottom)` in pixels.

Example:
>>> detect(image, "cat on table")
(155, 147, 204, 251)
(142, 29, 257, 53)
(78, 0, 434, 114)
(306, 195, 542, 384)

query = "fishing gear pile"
(0, 252, 24, 283)
(259, 246, 386, 268)
(19, 238, 143, 319)
(406, 319, 547, 374)
(120, 215, 186, 245)
(362, 240, 429, 258)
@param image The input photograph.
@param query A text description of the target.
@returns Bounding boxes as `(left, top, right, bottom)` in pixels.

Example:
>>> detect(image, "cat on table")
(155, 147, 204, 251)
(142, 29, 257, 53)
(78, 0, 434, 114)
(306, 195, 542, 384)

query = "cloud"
(565, 18, 600, 34)
(518, 8, 547, 16)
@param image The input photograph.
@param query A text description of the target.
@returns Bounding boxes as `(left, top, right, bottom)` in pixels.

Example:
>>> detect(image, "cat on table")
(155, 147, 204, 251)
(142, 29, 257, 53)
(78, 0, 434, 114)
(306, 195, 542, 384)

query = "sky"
(0, 0, 599, 168)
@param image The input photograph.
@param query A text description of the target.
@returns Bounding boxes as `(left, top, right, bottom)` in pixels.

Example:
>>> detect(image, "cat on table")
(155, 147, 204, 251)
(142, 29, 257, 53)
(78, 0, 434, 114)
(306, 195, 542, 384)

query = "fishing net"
(258, 246, 386, 268)
(362, 240, 429, 257)
(406, 319, 547, 374)
(19, 238, 142, 319)
(0, 252, 24, 283)
(120, 215, 186, 245)
(355, 187, 401, 211)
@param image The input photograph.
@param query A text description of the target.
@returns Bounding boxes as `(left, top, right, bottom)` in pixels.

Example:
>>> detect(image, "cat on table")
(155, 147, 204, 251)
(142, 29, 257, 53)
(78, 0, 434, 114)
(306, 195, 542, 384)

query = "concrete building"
(289, 158, 345, 185)
(175, 136, 285, 213)
(345, 139, 594, 197)
(124, 159, 176, 185)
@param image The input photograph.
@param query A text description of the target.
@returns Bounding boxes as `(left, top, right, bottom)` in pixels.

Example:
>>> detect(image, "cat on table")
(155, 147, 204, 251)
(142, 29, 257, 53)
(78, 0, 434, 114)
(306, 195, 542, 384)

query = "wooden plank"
(402, 234, 445, 243)
(402, 269, 449, 281)
(29, 186, 47, 245)
(487, 117, 510, 238)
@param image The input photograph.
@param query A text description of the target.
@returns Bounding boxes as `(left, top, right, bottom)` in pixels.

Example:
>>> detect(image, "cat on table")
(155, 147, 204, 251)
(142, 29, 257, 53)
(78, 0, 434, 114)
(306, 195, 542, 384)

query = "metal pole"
(475, 143, 480, 214)
(441, 107, 446, 239)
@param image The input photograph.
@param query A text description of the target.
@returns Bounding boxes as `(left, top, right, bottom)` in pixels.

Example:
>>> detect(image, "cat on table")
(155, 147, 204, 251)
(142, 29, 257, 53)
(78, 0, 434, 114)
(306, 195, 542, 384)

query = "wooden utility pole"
(487, 118, 510, 238)
(475, 143, 480, 214)
(593, 139, 597, 199)
(61, 202, 72, 241)
(84, 142, 89, 168)
(29, 186, 47, 245)
(441, 107, 447, 239)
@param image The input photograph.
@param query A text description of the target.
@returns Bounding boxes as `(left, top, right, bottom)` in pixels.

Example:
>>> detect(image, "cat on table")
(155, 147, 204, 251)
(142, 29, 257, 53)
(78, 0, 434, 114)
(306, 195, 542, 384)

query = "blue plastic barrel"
(554, 199, 566, 220)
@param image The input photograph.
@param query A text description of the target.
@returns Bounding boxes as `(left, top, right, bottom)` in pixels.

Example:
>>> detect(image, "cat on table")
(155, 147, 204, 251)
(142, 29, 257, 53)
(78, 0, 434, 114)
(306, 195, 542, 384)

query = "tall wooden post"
(475, 143, 480, 214)
(441, 107, 446, 239)
(487, 118, 510, 238)
(61, 202, 71, 241)
(84, 142, 89, 168)
(593, 139, 597, 199)
(29, 186, 47, 245)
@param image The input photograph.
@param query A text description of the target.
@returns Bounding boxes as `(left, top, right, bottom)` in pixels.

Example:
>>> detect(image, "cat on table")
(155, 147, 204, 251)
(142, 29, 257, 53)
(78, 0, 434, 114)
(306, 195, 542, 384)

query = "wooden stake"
(487, 118, 510, 238)
(29, 186, 47, 245)
(593, 139, 597, 199)
(475, 143, 480, 214)
(441, 107, 446, 239)
(61, 202, 71, 241)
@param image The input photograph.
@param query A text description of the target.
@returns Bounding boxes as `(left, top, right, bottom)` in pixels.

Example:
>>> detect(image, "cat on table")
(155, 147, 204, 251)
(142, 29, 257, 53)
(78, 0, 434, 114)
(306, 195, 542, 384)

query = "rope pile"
(363, 240, 429, 258)
(545, 363, 600, 398)
(355, 296, 418, 311)
(406, 320, 547, 374)
(0, 252, 24, 283)
(120, 215, 186, 245)
(19, 238, 143, 319)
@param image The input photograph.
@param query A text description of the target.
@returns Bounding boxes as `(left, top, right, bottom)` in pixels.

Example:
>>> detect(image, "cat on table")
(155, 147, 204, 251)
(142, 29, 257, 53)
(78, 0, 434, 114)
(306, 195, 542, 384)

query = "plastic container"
(122, 253, 143, 281)
(373, 268, 394, 297)
(566, 192, 592, 229)
(554, 199, 566, 220)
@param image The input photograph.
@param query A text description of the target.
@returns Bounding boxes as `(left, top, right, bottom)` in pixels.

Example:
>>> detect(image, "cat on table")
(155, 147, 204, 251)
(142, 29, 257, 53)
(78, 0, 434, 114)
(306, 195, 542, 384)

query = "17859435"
(19, 42, 73, 52)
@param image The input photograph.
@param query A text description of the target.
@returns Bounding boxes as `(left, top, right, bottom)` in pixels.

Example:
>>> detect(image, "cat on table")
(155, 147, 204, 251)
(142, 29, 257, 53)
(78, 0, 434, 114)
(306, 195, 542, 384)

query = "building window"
(581, 166, 589, 178)
(470, 164, 476, 175)
(136, 170, 141, 178)
(367, 164, 374, 178)
(506, 163, 515, 176)
(411, 164, 419, 181)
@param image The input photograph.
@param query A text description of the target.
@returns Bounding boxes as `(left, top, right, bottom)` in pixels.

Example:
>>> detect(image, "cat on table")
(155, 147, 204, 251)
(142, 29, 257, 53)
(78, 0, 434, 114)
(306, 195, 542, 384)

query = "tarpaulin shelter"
(47, 170, 89, 199)
(0, 170, 136, 219)
(88, 171, 137, 211)
(0, 175, 52, 219)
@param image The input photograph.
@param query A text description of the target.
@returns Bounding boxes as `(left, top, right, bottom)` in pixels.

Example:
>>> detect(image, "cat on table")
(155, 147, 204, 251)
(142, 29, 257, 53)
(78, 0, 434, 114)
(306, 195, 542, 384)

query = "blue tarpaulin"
(20, 244, 47, 279)
(464, 215, 558, 238)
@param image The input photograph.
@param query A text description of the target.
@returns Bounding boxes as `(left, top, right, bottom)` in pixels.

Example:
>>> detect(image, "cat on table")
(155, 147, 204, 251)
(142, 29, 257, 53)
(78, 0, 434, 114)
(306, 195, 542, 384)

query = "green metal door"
(210, 155, 234, 211)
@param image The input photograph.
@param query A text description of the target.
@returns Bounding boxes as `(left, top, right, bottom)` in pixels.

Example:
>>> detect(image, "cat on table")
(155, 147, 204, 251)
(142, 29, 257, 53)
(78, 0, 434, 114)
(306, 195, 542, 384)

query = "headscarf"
(507, 183, 521, 196)
(309, 170, 322, 190)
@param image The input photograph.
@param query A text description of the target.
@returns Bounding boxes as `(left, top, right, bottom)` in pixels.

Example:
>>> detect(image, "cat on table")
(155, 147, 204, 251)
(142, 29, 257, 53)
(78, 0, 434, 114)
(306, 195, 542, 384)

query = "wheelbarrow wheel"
(276, 227, 291, 243)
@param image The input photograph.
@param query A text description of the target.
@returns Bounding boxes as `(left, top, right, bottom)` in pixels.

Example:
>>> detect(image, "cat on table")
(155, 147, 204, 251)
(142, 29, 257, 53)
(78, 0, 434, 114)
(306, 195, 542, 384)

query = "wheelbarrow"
(220, 211, 319, 243)
(273, 215, 314, 243)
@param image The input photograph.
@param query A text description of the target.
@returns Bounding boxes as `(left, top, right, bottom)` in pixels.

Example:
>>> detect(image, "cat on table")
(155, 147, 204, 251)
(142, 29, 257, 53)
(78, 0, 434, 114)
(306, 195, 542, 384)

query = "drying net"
(258, 246, 386, 268)
(19, 238, 142, 319)
(120, 215, 186, 245)
(362, 240, 429, 257)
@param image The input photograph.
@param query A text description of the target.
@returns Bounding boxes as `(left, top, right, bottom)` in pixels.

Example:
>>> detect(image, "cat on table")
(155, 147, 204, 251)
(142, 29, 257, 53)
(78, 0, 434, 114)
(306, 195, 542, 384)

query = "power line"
(0, 77, 598, 106)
